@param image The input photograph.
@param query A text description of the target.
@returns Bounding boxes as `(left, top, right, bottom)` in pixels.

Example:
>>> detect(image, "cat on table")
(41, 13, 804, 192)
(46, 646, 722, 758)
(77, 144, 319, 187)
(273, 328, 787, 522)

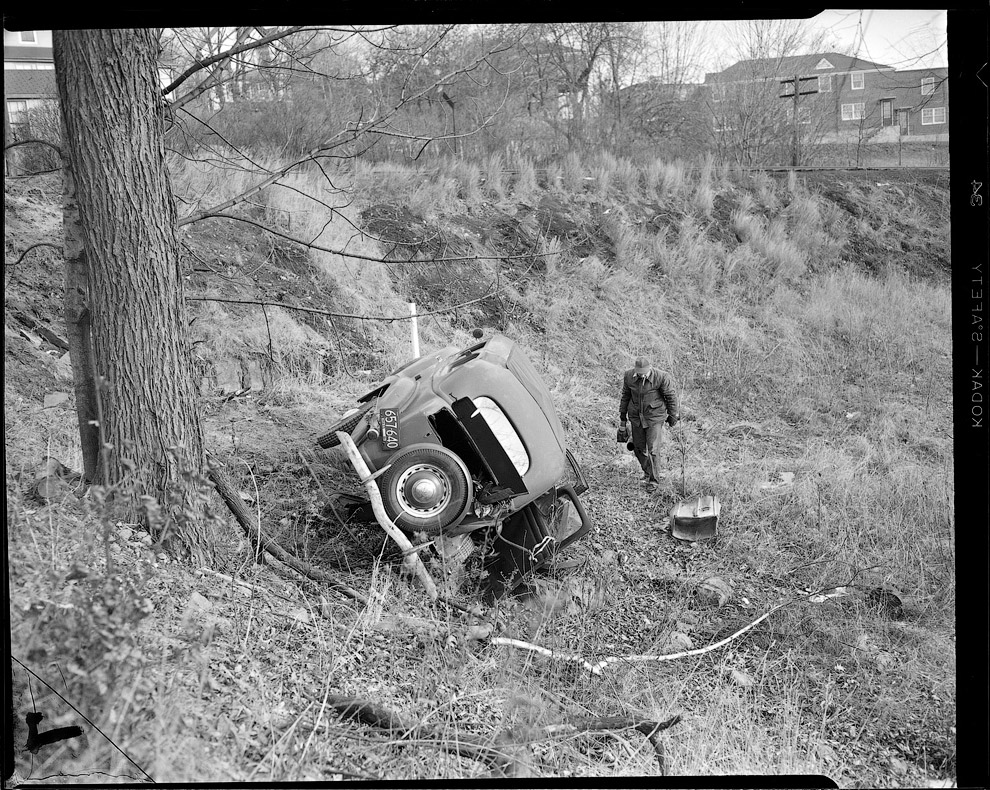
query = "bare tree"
(703, 19, 830, 166)
(608, 21, 712, 159)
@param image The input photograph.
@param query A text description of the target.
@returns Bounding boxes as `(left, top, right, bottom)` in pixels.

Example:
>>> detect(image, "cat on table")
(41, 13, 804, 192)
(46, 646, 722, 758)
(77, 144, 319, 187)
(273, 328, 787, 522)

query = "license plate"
(380, 408, 400, 450)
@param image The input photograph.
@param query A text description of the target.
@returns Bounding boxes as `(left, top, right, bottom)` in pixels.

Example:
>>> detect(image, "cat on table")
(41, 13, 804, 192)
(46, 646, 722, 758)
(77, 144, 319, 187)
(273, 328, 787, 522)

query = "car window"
(473, 397, 530, 475)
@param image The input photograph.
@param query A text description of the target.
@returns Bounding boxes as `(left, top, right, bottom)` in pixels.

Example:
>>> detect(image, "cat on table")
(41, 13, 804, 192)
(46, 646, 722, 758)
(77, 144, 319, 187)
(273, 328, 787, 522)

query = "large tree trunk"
(53, 30, 214, 560)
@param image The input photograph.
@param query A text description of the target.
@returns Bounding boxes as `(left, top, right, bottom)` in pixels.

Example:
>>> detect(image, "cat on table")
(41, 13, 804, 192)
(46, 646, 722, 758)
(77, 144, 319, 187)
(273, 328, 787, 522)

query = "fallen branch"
(493, 601, 788, 675)
(207, 460, 369, 605)
(298, 689, 525, 776)
(9, 305, 70, 350)
(336, 432, 438, 601)
(540, 714, 682, 774)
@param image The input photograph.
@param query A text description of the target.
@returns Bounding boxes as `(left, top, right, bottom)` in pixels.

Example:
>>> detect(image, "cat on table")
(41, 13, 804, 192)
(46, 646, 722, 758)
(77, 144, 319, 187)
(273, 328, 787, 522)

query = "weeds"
(6, 157, 953, 785)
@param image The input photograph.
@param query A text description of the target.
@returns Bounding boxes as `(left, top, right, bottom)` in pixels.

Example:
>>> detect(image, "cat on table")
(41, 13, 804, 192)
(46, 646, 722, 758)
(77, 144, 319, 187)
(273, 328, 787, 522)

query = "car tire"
(316, 403, 372, 449)
(378, 445, 472, 533)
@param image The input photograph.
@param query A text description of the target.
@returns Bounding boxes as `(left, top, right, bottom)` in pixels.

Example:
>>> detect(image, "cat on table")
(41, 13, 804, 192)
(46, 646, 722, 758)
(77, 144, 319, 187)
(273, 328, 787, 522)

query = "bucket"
(669, 495, 720, 541)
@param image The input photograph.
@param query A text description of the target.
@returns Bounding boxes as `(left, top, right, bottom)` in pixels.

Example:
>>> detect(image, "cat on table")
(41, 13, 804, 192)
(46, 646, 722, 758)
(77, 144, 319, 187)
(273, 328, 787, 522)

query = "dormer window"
(851, 72, 865, 90)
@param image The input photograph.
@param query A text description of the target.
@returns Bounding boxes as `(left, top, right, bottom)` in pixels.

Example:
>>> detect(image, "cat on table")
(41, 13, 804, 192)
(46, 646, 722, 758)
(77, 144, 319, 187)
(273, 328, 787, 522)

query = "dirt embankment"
(4, 163, 955, 787)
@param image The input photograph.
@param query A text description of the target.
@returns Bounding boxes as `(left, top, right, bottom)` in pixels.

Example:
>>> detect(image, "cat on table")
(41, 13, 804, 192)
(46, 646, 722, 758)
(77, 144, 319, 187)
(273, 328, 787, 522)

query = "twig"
(207, 459, 369, 605)
(6, 242, 62, 269)
(297, 689, 524, 776)
(4, 138, 62, 155)
(539, 714, 682, 774)
(188, 290, 496, 323)
(297, 450, 368, 549)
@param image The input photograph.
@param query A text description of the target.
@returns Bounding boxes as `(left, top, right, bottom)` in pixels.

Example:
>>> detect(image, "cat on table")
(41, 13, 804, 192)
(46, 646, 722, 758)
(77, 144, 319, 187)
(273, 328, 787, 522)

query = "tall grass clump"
(510, 153, 538, 201)
(659, 217, 722, 292)
(590, 151, 619, 199)
(614, 156, 641, 199)
(562, 150, 585, 193)
(751, 169, 779, 212)
(545, 162, 564, 193)
(659, 159, 687, 196)
(485, 151, 507, 201)
(692, 153, 716, 217)
(644, 158, 665, 195)
(743, 217, 807, 283)
(442, 158, 483, 204)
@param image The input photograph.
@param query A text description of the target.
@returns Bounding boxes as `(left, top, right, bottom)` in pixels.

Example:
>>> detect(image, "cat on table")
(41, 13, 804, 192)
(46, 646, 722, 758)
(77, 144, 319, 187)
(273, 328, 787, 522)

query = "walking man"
(619, 356, 679, 489)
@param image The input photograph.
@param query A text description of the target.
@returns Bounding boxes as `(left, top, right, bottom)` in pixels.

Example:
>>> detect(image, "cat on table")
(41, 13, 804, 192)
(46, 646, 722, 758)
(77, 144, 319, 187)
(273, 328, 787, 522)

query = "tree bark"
(60, 114, 100, 483)
(53, 30, 210, 551)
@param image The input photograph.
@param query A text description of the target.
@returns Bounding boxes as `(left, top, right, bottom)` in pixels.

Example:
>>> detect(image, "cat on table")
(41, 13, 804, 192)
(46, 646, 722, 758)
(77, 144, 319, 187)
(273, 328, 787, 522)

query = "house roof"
(890, 66, 949, 78)
(4, 44, 53, 62)
(706, 52, 893, 82)
(4, 68, 57, 98)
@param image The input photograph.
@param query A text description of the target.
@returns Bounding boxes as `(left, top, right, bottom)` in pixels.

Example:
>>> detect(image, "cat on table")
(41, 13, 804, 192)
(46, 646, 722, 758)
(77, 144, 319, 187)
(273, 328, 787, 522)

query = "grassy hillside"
(5, 152, 954, 786)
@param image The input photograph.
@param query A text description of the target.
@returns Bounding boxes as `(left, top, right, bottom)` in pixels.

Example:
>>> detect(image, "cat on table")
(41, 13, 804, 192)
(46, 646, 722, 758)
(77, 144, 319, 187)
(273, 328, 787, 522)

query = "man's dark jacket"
(619, 368, 678, 427)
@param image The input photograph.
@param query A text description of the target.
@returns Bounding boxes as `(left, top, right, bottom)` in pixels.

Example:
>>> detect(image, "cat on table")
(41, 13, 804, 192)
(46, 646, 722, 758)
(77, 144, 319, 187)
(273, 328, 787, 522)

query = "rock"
(728, 668, 755, 687)
(467, 622, 493, 641)
(188, 591, 213, 611)
(667, 631, 694, 651)
(54, 352, 73, 381)
(866, 588, 903, 619)
(889, 756, 909, 776)
(696, 577, 732, 607)
(43, 392, 70, 409)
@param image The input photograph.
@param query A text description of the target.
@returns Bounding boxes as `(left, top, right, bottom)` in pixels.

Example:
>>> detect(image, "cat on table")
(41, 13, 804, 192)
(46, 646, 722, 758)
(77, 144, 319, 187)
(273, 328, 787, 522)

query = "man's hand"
(666, 415, 680, 428)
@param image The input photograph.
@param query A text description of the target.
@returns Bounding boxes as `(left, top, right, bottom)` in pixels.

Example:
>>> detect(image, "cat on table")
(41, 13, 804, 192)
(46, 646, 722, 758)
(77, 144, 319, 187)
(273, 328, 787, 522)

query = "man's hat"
(633, 357, 651, 375)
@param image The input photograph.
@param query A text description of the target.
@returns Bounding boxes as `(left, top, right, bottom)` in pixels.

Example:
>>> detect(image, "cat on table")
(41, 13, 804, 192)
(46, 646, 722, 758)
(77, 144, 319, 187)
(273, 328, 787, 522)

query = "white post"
(409, 302, 420, 358)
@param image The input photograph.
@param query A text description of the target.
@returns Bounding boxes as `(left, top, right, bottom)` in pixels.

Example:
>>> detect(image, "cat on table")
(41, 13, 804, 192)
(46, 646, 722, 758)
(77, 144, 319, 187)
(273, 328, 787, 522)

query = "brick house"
(4, 29, 57, 140)
(704, 52, 949, 150)
(834, 65, 949, 142)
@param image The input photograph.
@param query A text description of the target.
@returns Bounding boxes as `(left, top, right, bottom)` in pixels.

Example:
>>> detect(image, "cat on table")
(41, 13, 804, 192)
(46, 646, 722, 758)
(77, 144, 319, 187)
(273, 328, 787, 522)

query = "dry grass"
(5, 157, 954, 786)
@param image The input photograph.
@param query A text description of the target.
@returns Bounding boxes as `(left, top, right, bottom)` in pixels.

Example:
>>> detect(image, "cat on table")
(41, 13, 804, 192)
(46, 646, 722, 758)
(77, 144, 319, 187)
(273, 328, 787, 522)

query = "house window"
(19, 31, 37, 43)
(841, 103, 865, 121)
(7, 100, 29, 125)
(850, 72, 864, 90)
(922, 107, 946, 125)
(818, 74, 832, 92)
(921, 77, 936, 95)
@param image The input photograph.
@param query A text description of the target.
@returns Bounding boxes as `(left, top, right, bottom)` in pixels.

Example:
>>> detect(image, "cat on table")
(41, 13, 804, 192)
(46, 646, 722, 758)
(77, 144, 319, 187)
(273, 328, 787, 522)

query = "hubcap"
(395, 464, 451, 519)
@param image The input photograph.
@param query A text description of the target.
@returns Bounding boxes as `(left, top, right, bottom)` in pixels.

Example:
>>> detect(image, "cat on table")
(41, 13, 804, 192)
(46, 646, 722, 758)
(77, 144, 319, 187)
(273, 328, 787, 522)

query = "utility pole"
(779, 74, 818, 167)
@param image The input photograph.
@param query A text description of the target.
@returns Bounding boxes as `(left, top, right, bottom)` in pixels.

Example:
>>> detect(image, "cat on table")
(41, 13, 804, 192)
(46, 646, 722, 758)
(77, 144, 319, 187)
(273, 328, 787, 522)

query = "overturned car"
(316, 333, 592, 599)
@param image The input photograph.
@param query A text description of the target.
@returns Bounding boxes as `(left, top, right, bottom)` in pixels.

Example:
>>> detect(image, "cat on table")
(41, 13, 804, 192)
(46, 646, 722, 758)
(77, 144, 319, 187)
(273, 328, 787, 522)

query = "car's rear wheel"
(379, 445, 472, 533)
(316, 403, 372, 449)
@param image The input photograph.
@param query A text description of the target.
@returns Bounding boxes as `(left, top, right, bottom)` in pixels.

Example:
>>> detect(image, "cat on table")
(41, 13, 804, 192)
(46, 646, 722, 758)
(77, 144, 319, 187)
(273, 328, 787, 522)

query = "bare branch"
(178, 42, 513, 224)
(187, 285, 499, 323)
(163, 26, 306, 97)
(180, 211, 555, 267)
(6, 243, 62, 268)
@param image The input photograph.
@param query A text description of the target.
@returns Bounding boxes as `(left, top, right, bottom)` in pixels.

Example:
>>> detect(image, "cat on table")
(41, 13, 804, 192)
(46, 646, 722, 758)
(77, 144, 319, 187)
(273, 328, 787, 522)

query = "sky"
(693, 9, 948, 78)
(804, 9, 948, 69)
